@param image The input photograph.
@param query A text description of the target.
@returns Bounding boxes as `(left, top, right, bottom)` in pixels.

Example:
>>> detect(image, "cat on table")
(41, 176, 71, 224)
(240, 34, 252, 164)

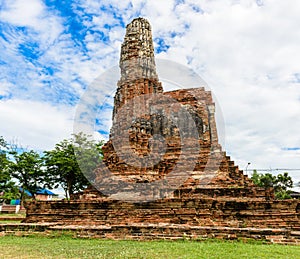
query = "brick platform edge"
(18, 197, 300, 245)
(1, 223, 300, 245)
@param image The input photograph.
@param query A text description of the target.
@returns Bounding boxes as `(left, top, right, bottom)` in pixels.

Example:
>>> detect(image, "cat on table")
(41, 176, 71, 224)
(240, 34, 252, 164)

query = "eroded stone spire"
(113, 18, 163, 119)
(119, 17, 158, 82)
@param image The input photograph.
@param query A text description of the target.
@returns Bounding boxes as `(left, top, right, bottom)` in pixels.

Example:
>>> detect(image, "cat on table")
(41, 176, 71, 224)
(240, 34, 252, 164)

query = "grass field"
(0, 220, 21, 224)
(0, 213, 25, 218)
(0, 213, 24, 224)
(0, 235, 299, 259)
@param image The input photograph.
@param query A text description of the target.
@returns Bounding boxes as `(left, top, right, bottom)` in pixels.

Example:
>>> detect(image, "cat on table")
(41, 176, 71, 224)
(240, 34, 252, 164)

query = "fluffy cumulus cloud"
(0, 99, 74, 151)
(0, 0, 299, 184)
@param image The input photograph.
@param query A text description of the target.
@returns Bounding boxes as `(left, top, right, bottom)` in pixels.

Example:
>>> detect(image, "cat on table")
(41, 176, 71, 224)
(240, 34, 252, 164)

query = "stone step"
(2, 223, 300, 244)
(271, 239, 300, 245)
(291, 231, 300, 237)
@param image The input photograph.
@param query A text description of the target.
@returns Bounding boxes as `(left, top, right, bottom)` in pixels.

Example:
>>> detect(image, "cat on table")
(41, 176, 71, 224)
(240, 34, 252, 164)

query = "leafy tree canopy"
(251, 170, 293, 199)
(43, 133, 103, 199)
(8, 149, 45, 201)
(0, 136, 19, 202)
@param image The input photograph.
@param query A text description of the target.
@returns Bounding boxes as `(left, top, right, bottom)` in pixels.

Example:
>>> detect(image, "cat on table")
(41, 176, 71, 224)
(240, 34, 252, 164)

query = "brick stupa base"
(23, 18, 300, 244)
(24, 191, 300, 244)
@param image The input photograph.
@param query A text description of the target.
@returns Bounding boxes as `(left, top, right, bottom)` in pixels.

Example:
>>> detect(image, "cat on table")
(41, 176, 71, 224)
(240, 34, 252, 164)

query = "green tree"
(43, 133, 103, 199)
(72, 133, 104, 184)
(0, 136, 18, 202)
(276, 172, 293, 193)
(251, 170, 293, 199)
(8, 149, 45, 201)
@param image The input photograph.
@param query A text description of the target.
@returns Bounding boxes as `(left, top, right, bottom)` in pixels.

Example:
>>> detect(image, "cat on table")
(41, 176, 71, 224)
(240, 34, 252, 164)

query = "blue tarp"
(19, 187, 57, 196)
(19, 187, 32, 196)
(36, 188, 57, 195)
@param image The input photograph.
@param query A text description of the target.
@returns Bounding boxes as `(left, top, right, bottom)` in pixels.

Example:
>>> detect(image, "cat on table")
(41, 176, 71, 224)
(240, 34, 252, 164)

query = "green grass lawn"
(0, 213, 24, 224)
(0, 235, 299, 259)
(0, 220, 22, 224)
(0, 213, 25, 218)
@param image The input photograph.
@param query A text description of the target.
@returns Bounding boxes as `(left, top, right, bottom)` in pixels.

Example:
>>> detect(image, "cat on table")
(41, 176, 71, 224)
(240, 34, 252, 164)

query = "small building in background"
(0, 188, 58, 213)
(35, 189, 58, 201)
(19, 188, 58, 201)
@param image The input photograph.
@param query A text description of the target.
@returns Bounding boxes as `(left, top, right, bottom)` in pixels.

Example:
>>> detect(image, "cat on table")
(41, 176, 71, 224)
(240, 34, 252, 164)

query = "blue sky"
(0, 0, 300, 184)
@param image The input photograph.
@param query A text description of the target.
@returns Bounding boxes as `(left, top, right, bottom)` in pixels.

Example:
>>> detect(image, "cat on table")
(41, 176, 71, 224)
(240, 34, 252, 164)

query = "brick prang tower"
(113, 17, 163, 119)
(101, 17, 253, 188)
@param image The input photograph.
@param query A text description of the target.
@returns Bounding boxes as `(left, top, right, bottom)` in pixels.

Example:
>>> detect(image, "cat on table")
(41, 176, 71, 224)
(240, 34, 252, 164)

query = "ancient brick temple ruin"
(24, 18, 300, 244)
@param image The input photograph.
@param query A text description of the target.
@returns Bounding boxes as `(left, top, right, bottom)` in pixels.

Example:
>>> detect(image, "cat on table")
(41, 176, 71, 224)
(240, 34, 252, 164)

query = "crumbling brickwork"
(98, 17, 254, 191)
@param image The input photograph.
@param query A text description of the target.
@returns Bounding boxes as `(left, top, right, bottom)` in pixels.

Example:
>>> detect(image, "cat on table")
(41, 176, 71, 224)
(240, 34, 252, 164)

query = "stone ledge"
(1, 223, 299, 245)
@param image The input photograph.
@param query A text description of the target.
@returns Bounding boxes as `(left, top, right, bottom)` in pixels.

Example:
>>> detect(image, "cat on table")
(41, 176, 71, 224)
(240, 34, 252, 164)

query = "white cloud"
(0, 0, 63, 45)
(0, 99, 75, 151)
(0, 0, 44, 27)
(0, 80, 13, 96)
